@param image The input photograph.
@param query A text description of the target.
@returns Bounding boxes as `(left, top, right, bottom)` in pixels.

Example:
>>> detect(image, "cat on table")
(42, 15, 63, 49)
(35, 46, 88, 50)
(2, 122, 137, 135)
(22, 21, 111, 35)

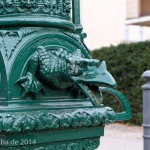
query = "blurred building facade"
(81, 0, 150, 50)
(126, 0, 150, 26)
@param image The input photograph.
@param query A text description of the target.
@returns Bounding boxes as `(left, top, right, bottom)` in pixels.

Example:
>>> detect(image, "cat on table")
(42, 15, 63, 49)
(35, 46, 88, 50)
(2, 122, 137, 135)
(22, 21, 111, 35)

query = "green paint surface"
(0, 0, 131, 149)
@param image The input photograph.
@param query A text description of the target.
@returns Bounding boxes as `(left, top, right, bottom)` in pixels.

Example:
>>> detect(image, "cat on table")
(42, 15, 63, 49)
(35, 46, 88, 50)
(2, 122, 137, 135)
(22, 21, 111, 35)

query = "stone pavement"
(97, 123, 143, 150)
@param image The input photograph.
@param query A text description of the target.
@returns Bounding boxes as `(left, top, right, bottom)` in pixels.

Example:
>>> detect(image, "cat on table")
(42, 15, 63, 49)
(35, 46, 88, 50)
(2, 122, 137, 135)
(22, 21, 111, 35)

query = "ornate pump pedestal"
(0, 0, 131, 149)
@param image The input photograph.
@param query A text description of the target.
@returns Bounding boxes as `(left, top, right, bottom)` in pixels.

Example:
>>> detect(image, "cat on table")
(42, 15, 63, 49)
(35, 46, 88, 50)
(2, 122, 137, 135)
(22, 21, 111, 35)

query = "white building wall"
(81, 0, 124, 50)
(126, 0, 140, 18)
(143, 27, 150, 41)
(80, 0, 150, 50)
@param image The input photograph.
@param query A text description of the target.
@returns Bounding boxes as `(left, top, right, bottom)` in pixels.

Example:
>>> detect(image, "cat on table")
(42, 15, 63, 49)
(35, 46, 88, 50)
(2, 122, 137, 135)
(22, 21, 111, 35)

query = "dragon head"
(66, 49, 100, 76)
(67, 57, 117, 106)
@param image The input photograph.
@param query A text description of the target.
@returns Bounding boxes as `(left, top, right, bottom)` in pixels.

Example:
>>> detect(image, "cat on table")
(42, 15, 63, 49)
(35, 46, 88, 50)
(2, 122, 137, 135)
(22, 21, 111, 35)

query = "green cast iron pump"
(0, 0, 131, 149)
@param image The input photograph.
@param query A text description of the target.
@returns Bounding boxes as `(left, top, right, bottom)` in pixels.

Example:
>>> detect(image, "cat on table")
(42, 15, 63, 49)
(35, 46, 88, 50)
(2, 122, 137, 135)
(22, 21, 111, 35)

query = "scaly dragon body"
(17, 46, 117, 105)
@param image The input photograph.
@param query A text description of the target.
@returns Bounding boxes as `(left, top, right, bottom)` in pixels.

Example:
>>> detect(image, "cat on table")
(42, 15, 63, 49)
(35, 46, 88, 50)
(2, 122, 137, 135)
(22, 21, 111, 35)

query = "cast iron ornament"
(0, 0, 132, 149)
(17, 46, 116, 106)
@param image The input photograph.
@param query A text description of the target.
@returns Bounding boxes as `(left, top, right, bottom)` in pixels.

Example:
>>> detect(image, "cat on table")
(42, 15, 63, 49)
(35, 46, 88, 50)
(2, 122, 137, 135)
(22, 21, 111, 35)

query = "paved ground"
(97, 123, 143, 150)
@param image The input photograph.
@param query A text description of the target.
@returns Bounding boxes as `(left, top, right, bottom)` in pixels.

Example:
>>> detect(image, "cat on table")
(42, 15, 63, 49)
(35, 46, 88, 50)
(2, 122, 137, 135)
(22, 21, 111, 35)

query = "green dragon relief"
(17, 46, 117, 106)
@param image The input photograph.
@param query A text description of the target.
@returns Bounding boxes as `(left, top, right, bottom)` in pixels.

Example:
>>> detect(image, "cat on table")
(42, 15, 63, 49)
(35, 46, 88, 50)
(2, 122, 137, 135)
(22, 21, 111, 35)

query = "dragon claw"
(17, 72, 43, 97)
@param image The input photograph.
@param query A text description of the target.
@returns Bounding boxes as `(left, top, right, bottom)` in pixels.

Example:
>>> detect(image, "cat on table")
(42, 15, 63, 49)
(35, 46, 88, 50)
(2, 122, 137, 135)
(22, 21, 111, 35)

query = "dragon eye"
(80, 62, 87, 67)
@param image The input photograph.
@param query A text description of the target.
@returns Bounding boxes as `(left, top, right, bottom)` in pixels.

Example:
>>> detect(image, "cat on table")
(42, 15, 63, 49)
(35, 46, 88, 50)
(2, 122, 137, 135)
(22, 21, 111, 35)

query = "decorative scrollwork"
(83, 139, 100, 150)
(60, 143, 80, 150)
(34, 145, 56, 150)
(0, 0, 71, 19)
(20, 0, 36, 8)
(1, 107, 115, 133)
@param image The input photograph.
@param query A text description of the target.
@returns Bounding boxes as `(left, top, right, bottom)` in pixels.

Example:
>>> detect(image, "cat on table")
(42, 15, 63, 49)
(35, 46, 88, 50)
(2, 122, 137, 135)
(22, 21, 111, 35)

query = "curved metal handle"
(99, 87, 132, 121)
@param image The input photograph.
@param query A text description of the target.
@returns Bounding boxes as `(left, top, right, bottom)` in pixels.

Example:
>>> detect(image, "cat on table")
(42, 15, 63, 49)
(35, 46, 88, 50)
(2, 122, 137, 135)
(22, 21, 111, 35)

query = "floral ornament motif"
(35, 145, 56, 150)
(60, 143, 80, 150)
(36, 113, 60, 130)
(0, 0, 3, 8)
(83, 139, 100, 150)
(6, 0, 12, 7)
(63, 0, 71, 14)
(1, 146, 29, 150)
(1, 139, 100, 150)
(43, 0, 58, 15)
(71, 111, 93, 127)
(1, 108, 115, 133)
(0, 0, 71, 19)
(3, 114, 36, 132)
(20, 0, 36, 8)
(44, 0, 57, 8)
